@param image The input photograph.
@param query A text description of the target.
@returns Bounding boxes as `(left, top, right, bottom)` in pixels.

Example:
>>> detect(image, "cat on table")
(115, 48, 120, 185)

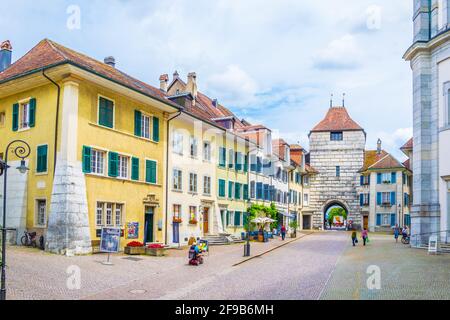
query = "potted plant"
(124, 241, 145, 255)
(145, 243, 167, 256)
(173, 217, 182, 224)
(289, 221, 298, 238)
(189, 219, 198, 225)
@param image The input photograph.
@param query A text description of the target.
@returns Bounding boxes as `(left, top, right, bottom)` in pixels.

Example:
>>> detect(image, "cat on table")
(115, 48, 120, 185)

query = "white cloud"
(314, 34, 362, 70)
(6, 0, 414, 155)
(206, 65, 259, 106)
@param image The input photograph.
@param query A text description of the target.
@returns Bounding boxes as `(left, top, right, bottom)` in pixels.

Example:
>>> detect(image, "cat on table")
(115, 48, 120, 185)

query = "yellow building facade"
(0, 40, 181, 254)
(216, 132, 252, 236)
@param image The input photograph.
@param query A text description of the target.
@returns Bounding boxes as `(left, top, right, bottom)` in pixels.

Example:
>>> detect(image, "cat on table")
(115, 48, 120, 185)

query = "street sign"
(100, 227, 121, 265)
(428, 235, 438, 255)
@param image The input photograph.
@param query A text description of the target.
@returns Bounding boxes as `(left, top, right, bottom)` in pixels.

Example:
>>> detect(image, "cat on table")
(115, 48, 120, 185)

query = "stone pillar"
(413, 0, 431, 42)
(45, 81, 92, 255)
(410, 54, 441, 241)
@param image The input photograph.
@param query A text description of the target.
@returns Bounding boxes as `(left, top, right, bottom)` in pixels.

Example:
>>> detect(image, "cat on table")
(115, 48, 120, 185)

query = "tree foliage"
(246, 203, 278, 231)
(327, 207, 347, 224)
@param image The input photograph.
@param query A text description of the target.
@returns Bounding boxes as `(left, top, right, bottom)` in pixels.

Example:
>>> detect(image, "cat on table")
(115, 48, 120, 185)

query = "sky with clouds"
(2, 0, 413, 160)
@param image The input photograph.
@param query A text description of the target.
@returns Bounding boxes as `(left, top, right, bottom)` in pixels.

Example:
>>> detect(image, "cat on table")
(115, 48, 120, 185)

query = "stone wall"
(45, 159, 92, 255)
(309, 130, 365, 229)
(0, 160, 28, 244)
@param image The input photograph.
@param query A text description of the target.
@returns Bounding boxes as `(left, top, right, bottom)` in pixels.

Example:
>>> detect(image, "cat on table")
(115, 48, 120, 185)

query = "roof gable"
(0, 39, 178, 108)
(311, 106, 364, 133)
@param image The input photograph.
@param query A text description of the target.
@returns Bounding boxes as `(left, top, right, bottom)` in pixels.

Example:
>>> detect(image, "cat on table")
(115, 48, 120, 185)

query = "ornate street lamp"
(244, 200, 251, 257)
(1, 140, 30, 301)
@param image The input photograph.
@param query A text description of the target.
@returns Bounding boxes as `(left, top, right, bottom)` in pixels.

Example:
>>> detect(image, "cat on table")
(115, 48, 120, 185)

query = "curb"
(232, 232, 314, 267)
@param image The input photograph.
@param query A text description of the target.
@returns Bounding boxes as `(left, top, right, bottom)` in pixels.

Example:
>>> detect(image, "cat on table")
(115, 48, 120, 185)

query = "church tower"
(308, 103, 366, 229)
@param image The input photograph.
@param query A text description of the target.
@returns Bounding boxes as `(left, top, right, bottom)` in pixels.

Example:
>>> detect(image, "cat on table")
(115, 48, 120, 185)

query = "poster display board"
(100, 227, 121, 253)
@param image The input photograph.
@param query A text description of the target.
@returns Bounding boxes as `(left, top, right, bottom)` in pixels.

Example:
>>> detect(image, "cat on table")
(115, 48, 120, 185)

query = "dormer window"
(330, 132, 343, 141)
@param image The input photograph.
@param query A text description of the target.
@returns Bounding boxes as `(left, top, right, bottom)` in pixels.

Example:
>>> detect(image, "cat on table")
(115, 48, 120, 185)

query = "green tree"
(327, 207, 347, 225)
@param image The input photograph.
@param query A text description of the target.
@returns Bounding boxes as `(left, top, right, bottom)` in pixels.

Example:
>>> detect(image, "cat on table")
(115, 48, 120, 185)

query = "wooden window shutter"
(152, 117, 160, 142)
(12, 103, 19, 131)
(108, 152, 119, 177)
(29, 98, 36, 127)
(82, 146, 92, 173)
(134, 110, 142, 137)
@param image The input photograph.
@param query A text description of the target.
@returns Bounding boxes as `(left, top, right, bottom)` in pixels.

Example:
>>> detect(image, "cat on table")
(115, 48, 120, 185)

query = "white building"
(404, 0, 450, 242)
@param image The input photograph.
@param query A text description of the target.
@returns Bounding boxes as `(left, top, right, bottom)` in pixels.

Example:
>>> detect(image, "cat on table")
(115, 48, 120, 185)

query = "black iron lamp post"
(1, 140, 30, 301)
(244, 200, 251, 257)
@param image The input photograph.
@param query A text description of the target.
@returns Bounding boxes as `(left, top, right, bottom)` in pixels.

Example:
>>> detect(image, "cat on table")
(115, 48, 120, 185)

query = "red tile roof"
(0, 39, 179, 108)
(369, 153, 404, 170)
(360, 150, 406, 172)
(403, 159, 411, 170)
(361, 150, 388, 171)
(305, 164, 318, 174)
(400, 138, 413, 150)
(311, 106, 364, 132)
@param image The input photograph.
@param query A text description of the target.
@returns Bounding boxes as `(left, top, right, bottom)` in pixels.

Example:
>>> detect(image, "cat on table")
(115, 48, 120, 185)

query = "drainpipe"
(42, 70, 61, 175)
(164, 111, 182, 245)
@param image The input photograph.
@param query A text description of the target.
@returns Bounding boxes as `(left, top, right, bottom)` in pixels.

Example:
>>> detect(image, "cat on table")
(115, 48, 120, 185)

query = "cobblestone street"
(5, 232, 450, 300)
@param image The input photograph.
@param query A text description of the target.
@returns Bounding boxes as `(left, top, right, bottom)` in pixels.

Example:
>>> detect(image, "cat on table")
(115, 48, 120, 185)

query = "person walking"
(393, 224, 400, 243)
(351, 231, 358, 246)
(280, 225, 287, 241)
(361, 228, 369, 246)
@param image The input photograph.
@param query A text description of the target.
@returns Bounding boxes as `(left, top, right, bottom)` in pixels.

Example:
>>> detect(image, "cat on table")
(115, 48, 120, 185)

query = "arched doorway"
(323, 200, 348, 231)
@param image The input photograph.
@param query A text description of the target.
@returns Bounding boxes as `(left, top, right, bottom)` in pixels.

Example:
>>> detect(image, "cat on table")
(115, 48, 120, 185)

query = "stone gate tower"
(308, 105, 366, 229)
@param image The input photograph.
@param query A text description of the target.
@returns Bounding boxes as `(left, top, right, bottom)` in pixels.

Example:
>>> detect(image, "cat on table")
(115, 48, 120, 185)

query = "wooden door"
(203, 207, 209, 234)
(144, 206, 154, 243)
(363, 215, 369, 230)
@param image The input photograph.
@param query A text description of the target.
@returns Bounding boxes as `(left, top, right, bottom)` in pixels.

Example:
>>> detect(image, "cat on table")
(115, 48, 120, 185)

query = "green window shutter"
(226, 211, 230, 226)
(152, 117, 160, 142)
(243, 155, 248, 172)
(12, 103, 19, 131)
(146, 160, 157, 184)
(134, 110, 142, 137)
(235, 183, 241, 199)
(36, 145, 48, 173)
(131, 157, 139, 181)
(234, 211, 241, 226)
(29, 98, 36, 127)
(82, 146, 92, 173)
(99, 97, 114, 128)
(108, 152, 119, 177)
(218, 179, 226, 197)
(219, 147, 226, 167)
(243, 184, 249, 200)
(228, 182, 233, 199)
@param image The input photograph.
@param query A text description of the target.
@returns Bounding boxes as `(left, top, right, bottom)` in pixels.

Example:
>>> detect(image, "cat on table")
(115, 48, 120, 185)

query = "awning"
(280, 212, 296, 219)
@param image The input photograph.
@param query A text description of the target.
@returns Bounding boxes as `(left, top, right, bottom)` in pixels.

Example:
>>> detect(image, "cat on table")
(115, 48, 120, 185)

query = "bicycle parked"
(21, 230, 38, 247)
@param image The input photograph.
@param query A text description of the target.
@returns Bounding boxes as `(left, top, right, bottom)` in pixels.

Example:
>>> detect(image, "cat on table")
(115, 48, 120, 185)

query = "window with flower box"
(173, 204, 182, 223)
(189, 206, 198, 224)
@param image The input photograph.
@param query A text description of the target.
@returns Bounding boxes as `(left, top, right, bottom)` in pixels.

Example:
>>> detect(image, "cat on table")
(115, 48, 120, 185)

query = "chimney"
(173, 70, 179, 81)
(0, 40, 13, 72)
(159, 74, 169, 92)
(104, 56, 116, 68)
(212, 99, 218, 108)
(377, 138, 382, 154)
(186, 72, 198, 100)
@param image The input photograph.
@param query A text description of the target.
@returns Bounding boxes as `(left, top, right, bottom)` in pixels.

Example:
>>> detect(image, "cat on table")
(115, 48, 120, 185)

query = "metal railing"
(410, 229, 450, 248)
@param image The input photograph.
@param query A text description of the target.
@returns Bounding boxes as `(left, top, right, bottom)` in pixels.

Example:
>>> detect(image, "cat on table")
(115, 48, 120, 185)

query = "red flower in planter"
(127, 241, 144, 247)
(189, 220, 198, 225)
(147, 244, 165, 249)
